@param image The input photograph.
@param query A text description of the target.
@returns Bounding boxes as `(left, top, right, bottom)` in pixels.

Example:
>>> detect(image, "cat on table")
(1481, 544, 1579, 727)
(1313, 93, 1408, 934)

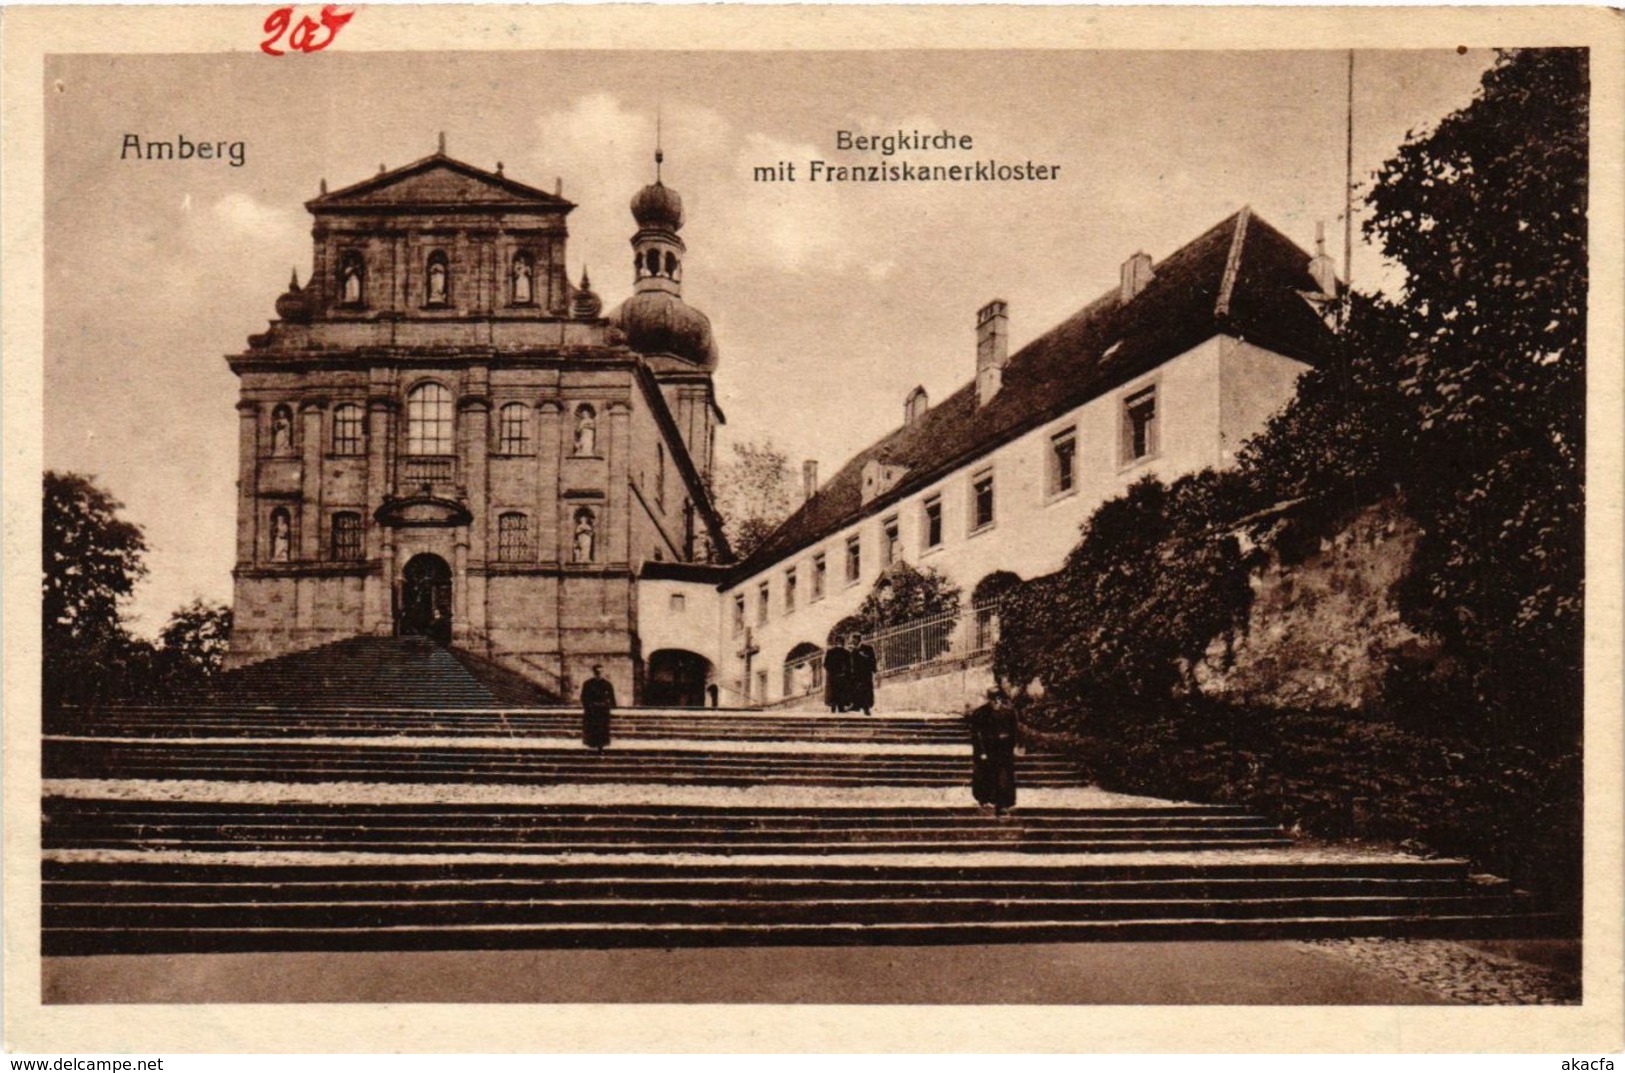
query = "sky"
(43, 48, 1496, 634)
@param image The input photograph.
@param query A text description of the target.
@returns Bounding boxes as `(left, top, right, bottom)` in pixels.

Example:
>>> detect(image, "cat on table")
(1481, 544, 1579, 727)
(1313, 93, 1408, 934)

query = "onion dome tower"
(607, 147, 718, 370)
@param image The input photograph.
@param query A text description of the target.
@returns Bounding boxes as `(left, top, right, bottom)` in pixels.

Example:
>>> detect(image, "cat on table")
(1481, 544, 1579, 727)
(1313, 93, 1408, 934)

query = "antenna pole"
(1342, 49, 1355, 326)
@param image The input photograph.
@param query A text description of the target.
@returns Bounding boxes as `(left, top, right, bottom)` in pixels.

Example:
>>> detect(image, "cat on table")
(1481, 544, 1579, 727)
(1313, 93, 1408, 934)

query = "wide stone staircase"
(41, 639, 1561, 956)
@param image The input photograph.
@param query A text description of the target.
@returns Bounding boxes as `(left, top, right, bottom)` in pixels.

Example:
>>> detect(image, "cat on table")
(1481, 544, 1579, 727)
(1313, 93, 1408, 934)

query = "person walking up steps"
(822, 641, 851, 713)
(847, 633, 877, 715)
(581, 664, 616, 751)
(968, 686, 1018, 815)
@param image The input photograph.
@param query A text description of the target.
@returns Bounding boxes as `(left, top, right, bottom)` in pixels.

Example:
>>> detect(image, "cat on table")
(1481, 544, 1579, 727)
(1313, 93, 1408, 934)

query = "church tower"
(608, 149, 723, 488)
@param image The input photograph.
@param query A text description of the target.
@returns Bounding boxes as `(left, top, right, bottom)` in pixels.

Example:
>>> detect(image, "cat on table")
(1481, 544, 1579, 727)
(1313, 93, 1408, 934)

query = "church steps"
(45, 875, 1475, 904)
(42, 912, 1564, 957)
(44, 893, 1533, 931)
(49, 709, 972, 744)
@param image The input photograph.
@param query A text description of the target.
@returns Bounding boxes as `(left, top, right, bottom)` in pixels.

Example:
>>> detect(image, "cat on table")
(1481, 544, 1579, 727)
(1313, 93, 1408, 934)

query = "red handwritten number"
(261, 5, 353, 56)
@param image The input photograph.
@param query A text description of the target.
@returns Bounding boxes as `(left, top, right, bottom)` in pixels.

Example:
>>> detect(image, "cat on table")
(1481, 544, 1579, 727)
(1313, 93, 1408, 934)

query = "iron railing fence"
(780, 599, 1001, 701)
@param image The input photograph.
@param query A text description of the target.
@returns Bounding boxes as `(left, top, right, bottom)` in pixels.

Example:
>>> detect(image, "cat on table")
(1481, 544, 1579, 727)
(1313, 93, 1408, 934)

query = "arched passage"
(645, 648, 712, 708)
(399, 553, 452, 644)
(783, 641, 824, 699)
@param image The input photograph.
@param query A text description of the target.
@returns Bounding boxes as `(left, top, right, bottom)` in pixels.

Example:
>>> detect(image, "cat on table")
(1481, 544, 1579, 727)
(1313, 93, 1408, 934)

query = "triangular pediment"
(312, 154, 571, 211)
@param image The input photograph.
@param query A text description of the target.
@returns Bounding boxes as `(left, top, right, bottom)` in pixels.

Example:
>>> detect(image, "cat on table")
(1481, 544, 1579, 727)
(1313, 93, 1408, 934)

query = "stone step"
(42, 911, 1565, 957)
(46, 875, 1476, 904)
(45, 740, 1088, 787)
(44, 893, 1532, 930)
(48, 710, 969, 744)
(41, 857, 1481, 884)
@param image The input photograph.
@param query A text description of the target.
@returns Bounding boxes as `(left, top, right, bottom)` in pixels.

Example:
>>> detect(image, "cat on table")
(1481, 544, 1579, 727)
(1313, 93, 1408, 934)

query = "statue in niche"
(340, 258, 363, 304)
(573, 406, 597, 456)
(572, 509, 596, 564)
(513, 257, 533, 304)
(270, 510, 292, 562)
(427, 258, 448, 305)
(271, 408, 293, 453)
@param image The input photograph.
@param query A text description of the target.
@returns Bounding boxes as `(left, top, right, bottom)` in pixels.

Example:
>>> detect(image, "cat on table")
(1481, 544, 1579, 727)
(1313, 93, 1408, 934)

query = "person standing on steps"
(847, 633, 877, 715)
(581, 664, 616, 751)
(968, 686, 1018, 815)
(822, 641, 852, 713)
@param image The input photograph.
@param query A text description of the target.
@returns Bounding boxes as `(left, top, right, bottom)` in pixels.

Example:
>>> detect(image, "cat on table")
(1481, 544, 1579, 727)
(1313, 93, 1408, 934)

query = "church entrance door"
(399, 553, 453, 644)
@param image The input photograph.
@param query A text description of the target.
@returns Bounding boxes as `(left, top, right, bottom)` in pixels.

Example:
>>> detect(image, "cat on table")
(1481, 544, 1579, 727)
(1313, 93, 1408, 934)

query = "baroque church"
(225, 142, 728, 703)
(225, 142, 1338, 708)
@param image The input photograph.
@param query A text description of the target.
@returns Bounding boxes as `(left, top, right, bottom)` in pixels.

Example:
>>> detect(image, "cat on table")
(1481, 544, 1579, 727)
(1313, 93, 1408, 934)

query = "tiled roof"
(731, 208, 1335, 581)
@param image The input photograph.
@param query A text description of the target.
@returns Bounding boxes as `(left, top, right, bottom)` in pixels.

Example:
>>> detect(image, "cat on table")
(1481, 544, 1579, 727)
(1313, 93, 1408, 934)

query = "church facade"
(224, 146, 727, 703)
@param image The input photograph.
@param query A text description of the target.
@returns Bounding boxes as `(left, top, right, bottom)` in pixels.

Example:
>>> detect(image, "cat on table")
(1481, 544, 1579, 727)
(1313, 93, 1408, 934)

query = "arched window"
(425, 250, 450, 306)
(269, 507, 292, 562)
(338, 251, 365, 306)
(571, 507, 597, 563)
(644, 249, 660, 277)
(511, 253, 535, 304)
(331, 403, 365, 455)
(572, 404, 597, 456)
(270, 405, 295, 454)
(664, 250, 679, 279)
(497, 512, 530, 562)
(497, 403, 531, 454)
(405, 382, 453, 456)
(330, 511, 363, 561)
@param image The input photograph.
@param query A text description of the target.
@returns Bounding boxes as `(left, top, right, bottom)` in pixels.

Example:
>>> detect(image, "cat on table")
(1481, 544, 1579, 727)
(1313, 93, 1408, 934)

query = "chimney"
(904, 386, 929, 427)
(976, 299, 1008, 407)
(1308, 221, 1339, 298)
(802, 460, 818, 503)
(1120, 251, 1155, 302)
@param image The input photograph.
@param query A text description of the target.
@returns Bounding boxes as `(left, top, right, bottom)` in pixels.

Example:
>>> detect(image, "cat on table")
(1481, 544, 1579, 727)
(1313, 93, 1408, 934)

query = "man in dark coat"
(846, 633, 878, 715)
(581, 664, 616, 750)
(822, 643, 852, 712)
(968, 686, 1018, 815)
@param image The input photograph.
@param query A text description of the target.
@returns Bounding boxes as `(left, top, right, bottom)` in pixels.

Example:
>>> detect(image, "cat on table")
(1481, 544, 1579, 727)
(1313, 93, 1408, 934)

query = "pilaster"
(605, 399, 632, 566)
(235, 400, 260, 565)
(537, 399, 563, 563)
(298, 399, 327, 561)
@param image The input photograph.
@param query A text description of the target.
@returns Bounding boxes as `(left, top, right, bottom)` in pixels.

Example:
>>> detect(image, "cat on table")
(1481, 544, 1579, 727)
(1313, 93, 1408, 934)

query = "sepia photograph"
(5, 4, 1622, 1054)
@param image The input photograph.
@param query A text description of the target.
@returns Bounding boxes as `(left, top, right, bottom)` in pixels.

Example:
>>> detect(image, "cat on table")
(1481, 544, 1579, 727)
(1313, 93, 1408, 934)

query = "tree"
(44, 472, 152, 708)
(1364, 48, 1587, 739)
(994, 473, 1253, 718)
(155, 600, 234, 690)
(830, 561, 963, 669)
(711, 439, 796, 560)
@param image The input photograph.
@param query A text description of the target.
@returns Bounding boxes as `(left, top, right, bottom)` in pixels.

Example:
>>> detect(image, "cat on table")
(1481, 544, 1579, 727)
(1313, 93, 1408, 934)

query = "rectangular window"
(811, 554, 827, 600)
(757, 581, 770, 626)
(731, 594, 745, 636)
(1123, 385, 1158, 463)
(970, 469, 996, 532)
(498, 404, 531, 454)
(784, 567, 798, 613)
(330, 512, 363, 561)
(882, 515, 901, 567)
(922, 494, 943, 550)
(1049, 427, 1078, 496)
(497, 513, 530, 562)
(331, 404, 365, 456)
(669, 593, 687, 613)
(845, 534, 861, 583)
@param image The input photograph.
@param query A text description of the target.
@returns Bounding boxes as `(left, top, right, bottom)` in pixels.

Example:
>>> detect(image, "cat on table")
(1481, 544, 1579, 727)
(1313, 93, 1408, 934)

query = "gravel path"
(1296, 937, 1581, 1004)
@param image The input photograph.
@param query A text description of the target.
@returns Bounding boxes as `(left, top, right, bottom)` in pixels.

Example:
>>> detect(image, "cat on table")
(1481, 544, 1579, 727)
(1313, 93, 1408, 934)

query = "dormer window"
(512, 253, 535, 305)
(338, 251, 365, 307)
(425, 251, 450, 307)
